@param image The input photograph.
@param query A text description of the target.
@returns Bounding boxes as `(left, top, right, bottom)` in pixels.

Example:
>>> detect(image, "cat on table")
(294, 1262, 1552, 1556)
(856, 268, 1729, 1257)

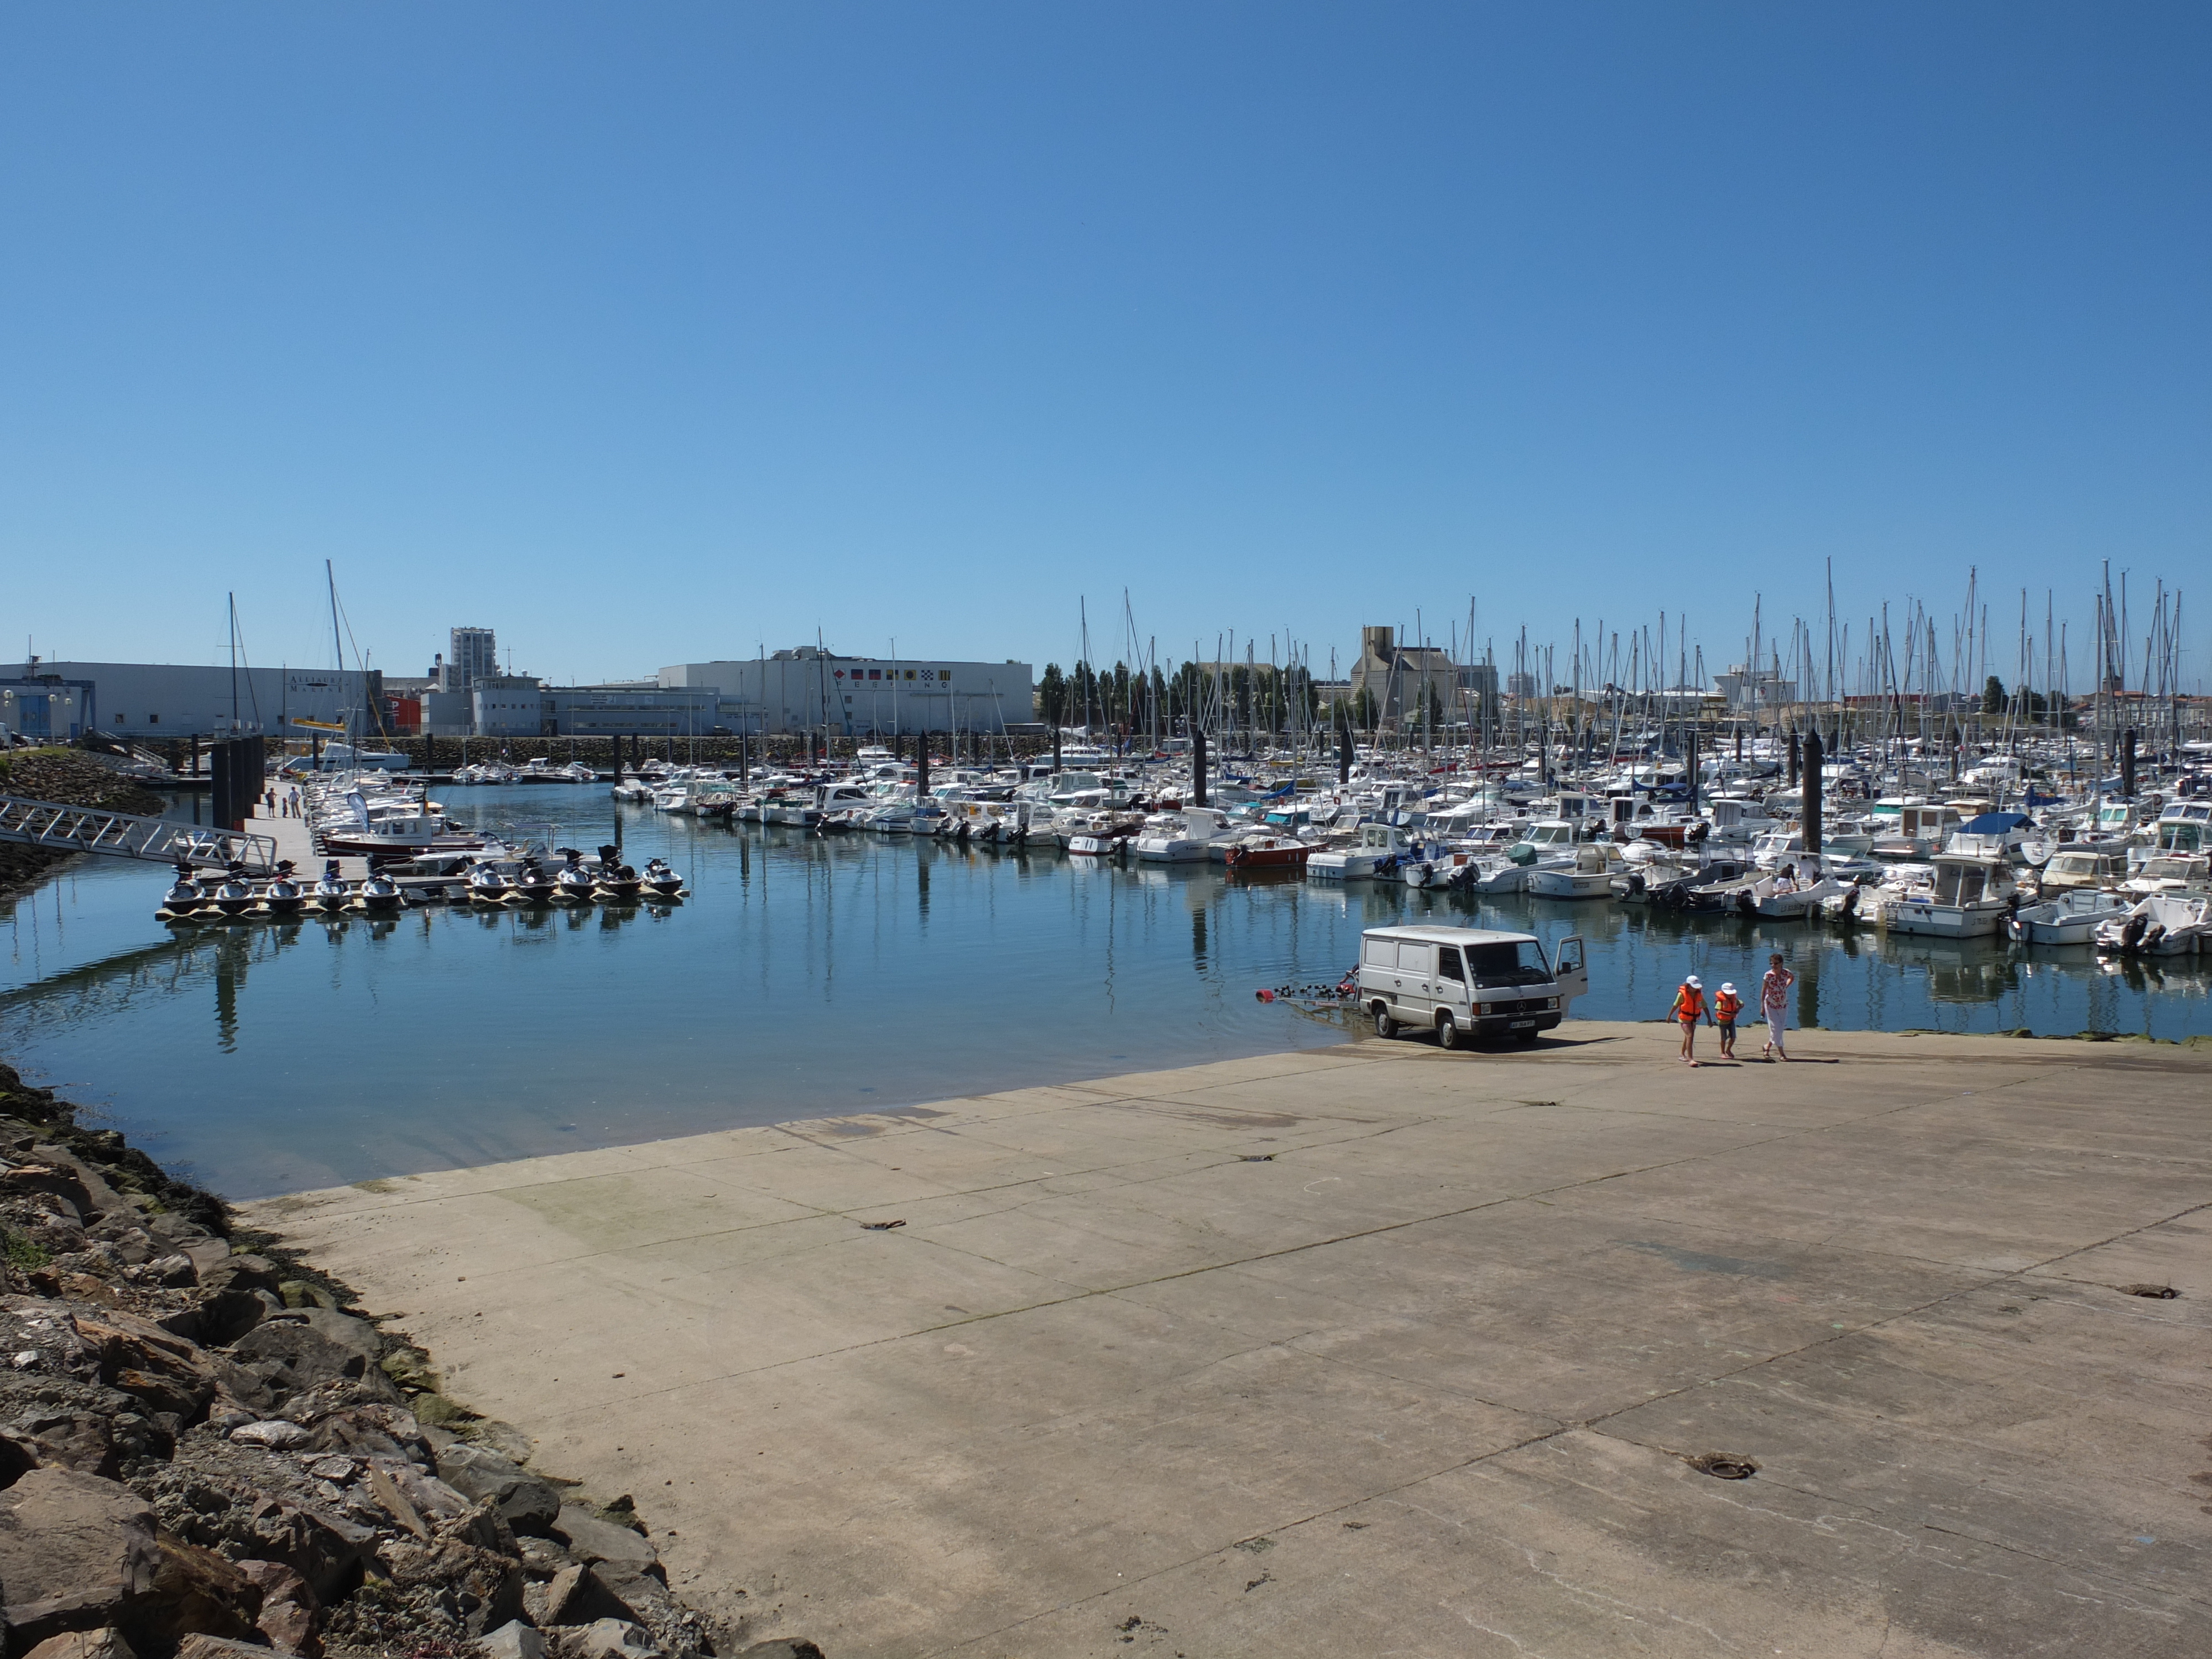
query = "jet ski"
(160, 864, 210, 920)
(357, 869, 404, 914)
(552, 848, 598, 903)
(511, 856, 557, 904)
(466, 860, 513, 905)
(641, 858, 686, 900)
(593, 843, 643, 901)
(212, 862, 259, 917)
(262, 860, 306, 917)
(311, 860, 352, 913)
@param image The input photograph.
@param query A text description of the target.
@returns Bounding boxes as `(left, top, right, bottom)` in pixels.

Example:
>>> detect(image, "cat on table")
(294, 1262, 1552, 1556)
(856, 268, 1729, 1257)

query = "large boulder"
(71, 1310, 268, 1425)
(436, 1443, 561, 1537)
(535, 1564, 637, 1629)
(236, 1557, 320, 1657)
(228, 1312, 397, 1404)
(237, 1498, 376, 1604)
(0, 1468, 159, 1651)
(20, 1631, 140, 1659)
(550, 1506, 660, 1585)
(132, 1535, 264, 1650)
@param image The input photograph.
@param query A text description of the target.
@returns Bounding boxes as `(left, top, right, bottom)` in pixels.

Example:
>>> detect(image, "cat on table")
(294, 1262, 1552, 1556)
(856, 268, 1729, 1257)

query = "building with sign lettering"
(662, 648, 1034, 735)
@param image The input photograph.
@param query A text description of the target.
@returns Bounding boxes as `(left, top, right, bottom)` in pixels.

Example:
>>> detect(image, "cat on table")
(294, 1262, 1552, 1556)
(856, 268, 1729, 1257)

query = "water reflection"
(1, 786, 2207, 1197)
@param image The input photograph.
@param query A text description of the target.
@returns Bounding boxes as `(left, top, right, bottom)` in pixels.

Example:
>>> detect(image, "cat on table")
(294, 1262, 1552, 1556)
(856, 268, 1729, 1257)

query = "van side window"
(1437, 947, 1465, 983)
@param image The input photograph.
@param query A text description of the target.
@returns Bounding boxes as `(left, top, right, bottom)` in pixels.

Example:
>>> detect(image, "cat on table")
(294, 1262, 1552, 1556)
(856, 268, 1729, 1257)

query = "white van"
(1356, 925, 1588, 1049)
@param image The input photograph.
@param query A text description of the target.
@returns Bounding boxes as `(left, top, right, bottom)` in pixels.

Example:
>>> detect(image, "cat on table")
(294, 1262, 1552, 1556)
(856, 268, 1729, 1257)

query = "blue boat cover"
(1960, 811, 2031, 835)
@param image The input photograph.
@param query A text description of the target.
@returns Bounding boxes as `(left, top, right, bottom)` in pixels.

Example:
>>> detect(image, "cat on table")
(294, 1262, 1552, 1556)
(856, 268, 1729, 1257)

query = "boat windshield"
(1467, 940, 1551, 988)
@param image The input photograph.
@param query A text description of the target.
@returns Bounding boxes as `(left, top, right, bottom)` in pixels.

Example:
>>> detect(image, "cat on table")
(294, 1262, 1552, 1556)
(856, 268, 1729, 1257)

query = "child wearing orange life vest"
(1713, 982, 1744, 1060)
(1671, 974, 1711, 1067)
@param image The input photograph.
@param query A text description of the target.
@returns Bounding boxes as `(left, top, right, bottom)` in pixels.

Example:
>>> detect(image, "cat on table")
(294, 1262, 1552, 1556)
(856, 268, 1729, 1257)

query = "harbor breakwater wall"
(0, 1057, 823, 1659)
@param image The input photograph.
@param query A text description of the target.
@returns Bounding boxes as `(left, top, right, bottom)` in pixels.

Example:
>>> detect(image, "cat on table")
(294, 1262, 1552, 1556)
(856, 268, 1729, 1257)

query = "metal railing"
(0, 795, 278, 873)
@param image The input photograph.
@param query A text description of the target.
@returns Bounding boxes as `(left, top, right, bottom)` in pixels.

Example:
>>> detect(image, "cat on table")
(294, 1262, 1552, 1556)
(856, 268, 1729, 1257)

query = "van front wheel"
(1437, 1016, 1463, 1050)
(1372, 1005, 1397, 1040)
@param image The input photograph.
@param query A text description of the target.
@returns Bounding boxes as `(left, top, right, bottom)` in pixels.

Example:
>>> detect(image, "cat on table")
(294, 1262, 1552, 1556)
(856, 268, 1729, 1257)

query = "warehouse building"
(661, 648, 1032, 736)
(0, 659, 384, 740)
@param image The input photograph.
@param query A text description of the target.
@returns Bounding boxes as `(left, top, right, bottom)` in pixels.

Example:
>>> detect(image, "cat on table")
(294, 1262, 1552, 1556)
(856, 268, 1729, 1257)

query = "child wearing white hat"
(1670, 974, 1711, 1066)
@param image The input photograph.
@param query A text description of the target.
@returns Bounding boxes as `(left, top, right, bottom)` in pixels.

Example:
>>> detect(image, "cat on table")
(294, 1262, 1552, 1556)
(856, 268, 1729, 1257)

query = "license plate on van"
(1509, 1019, 1535, 1029)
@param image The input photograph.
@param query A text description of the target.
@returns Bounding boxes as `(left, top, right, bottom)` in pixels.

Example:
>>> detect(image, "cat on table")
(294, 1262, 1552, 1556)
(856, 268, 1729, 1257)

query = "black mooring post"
(1686, 731, 1699, 814)
(1803, 728, 1825, 857)
(916, 732, 930, 800)
(2122, 727, 2138, 798)
(1338, 714, 1352, 786)
(1192, 728, 1208, 807)
(1787, 729, 1801, 787)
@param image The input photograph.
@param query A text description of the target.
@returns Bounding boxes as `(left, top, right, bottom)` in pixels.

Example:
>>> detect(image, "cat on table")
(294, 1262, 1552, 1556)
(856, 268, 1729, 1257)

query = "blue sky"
(3, 3, 2205, 690)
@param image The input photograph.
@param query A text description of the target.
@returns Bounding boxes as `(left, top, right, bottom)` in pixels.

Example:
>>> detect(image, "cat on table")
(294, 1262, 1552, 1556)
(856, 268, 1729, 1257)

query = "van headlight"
(1545, 998, 1560, 1010)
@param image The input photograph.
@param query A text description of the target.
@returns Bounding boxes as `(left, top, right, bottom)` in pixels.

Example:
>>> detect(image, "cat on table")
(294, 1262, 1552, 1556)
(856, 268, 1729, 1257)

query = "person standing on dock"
(1761, 954, 1796, 1061)
(1672, 974, 1711, 1067)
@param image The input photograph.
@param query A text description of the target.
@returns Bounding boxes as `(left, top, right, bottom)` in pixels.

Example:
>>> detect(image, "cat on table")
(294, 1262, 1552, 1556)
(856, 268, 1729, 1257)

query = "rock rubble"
(1, 1060, 821, 1659)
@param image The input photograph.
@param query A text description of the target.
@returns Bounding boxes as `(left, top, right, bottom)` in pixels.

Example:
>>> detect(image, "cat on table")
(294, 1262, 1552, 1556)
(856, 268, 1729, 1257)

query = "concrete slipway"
(243, 1022, 2212, 1658)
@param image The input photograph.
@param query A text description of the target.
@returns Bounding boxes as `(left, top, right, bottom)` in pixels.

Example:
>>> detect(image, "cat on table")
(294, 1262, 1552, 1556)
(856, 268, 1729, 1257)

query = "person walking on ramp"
(1761, 953, 1796, 1061)
(1672, 974, 1712, 1067)
(1713, 982, 1744, 1060)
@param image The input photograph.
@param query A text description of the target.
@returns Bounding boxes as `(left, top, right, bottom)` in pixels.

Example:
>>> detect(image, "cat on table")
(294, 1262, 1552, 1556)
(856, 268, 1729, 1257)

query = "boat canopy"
(1959, 811, 2031, 836)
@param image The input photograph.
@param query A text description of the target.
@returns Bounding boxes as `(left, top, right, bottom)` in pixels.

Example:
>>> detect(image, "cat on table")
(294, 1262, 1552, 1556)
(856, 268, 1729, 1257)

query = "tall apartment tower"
(447, 628, 498, 692)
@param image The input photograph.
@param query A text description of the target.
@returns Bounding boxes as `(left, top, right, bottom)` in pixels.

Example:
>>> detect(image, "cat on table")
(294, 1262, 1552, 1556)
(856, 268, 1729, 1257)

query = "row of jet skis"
(158, 846, 686, 922)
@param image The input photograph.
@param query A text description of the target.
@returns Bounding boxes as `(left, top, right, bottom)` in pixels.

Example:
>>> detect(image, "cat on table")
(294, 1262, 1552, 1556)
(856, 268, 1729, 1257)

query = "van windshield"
(1465, 940, 1551, 988)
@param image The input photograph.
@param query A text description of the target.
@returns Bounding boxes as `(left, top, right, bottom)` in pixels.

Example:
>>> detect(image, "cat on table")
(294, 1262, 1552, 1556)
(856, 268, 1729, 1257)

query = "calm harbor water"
(3, 784, 2206, 1198)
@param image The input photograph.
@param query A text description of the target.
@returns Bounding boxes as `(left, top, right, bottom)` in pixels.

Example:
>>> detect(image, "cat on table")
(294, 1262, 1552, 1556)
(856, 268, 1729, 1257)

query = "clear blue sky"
(3, 3, 2205, 691)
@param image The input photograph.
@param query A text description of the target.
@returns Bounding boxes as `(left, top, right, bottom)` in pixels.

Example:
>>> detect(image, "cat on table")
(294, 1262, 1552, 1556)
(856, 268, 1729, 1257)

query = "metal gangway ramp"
(0, 795, 278, 874)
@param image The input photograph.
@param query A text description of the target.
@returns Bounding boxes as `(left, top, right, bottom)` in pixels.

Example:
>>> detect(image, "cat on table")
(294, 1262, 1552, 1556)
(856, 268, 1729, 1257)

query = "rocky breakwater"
(0, 1063, 821, 1659)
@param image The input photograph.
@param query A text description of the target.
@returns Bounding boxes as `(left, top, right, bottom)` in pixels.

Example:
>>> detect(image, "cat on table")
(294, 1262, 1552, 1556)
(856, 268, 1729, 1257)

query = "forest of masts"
(1034, 568, 2200, 768)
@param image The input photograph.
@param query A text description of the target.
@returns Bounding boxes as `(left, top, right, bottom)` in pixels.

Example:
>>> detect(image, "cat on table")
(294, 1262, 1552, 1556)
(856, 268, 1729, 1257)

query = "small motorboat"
(2007, 887, 2131, 947)
(262, 861, 306, 917)
(1223, 833, 1313, 872)
(356, 870, 404, 914)
(510, 857, 557, 904)
(552, 849, 598, 903)
(311, 860, 352, 913)
(212, 863, 260, 917)
(593, 844, 643, 901)
(641, 858, 686, 900)
(466, 861, 514, 905)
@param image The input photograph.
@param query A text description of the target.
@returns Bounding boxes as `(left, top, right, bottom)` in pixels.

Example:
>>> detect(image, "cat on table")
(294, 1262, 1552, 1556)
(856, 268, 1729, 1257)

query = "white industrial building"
(1, 660, 384, 740)
(661, 647, 1032, 735)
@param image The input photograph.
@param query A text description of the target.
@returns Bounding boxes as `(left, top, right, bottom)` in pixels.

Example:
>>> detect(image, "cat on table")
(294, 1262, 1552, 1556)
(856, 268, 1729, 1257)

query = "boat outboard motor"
(2121, 912, 2148, 953)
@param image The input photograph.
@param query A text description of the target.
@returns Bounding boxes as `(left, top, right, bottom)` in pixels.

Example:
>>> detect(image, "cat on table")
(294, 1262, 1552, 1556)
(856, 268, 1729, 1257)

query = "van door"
(1553, 936, 1588, 1005)
(1434, 943, 1472, 1033)
(1395, 940, 1434, 1021)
